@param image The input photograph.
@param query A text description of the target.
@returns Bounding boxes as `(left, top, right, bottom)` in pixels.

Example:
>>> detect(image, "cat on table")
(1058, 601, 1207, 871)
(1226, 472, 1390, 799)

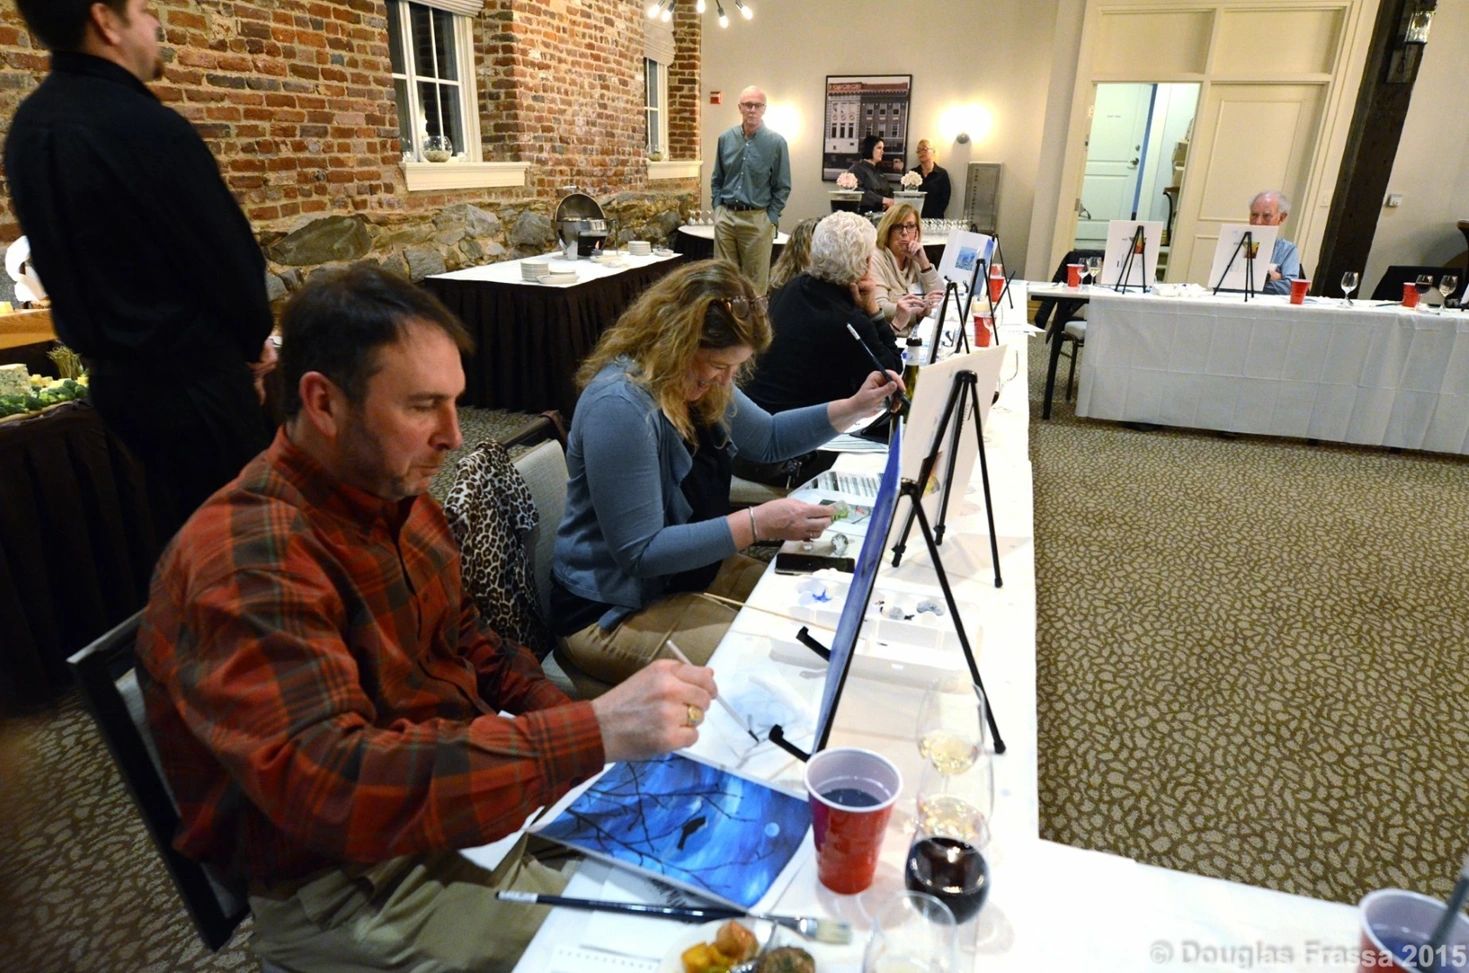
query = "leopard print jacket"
(443, 440, 553, 659)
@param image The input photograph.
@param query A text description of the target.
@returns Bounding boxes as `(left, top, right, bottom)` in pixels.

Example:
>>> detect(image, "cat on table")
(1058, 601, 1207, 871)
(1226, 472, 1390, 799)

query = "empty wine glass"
(1438, 274, 1458, 312)
(1084, 255, 1102, 286)
(1340, 271, 1359, 306)
(863, 891, 957, 973)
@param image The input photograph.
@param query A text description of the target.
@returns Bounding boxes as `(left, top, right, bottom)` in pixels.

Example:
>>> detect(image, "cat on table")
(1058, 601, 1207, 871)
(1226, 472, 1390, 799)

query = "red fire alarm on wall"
(710, 91, 723, 105)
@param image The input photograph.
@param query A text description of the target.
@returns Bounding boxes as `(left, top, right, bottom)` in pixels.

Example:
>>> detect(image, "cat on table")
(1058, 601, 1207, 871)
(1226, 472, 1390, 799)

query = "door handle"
(1129, 157, 1139, 168)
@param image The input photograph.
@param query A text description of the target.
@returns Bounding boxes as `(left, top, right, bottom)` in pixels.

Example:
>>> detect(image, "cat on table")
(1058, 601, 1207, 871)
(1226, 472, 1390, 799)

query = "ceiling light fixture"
(715, 0, 729, 28)
(735, 0, 753, 19)
(695, 0, 706, 11)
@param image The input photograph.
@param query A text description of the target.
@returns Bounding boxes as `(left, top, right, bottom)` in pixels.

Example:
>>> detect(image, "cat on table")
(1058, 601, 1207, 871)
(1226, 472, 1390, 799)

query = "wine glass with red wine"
(905, 758, 993, 926)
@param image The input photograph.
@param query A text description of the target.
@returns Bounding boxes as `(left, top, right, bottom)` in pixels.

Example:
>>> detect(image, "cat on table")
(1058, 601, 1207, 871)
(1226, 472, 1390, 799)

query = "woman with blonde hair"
(870, 202, 942, 334)
(551, 259, 899, 688)
(767, 216, 818, 293)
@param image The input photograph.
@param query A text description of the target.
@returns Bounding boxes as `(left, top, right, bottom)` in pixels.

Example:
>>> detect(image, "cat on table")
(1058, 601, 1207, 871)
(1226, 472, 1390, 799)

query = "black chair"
(66, 613, 283, 964)
(1035, 248, 1103, 419)
(1369, 265, 1467, 304)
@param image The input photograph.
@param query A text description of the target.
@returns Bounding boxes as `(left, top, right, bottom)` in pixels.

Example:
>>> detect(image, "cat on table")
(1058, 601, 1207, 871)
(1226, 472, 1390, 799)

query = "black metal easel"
(889, 370, 1002, 588)
(1113, 225, 1150, 294)
(767, 468, 1008, 760)
(929, 279, 971, 365)
(978, 234, 1016, 311)
(1211, 229, 1258, 300)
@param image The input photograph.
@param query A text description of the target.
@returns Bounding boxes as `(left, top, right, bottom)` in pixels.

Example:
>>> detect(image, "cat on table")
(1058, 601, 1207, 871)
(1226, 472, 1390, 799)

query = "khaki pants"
(714, 206, 775, 292)
(248, 836, 566, 973)
(561, 554, 766, 685)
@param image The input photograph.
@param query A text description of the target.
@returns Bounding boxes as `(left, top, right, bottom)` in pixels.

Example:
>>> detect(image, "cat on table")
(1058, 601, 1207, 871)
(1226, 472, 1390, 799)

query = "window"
(644, 57, 668, 156)
(387, 0, 480, 163)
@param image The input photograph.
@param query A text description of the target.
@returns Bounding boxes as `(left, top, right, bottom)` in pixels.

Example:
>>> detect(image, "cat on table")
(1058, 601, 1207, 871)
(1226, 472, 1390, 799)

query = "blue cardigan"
(553, 360, 837, 625)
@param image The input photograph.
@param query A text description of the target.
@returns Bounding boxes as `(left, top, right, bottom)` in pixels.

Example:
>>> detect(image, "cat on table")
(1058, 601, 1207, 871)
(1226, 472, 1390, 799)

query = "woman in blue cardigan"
(550, 260, 900, 690)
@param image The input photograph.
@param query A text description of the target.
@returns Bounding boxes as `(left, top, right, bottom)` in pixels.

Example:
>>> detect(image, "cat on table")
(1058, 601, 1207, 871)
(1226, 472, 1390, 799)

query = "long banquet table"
(423, 251, 684, 419)
(1076, 290, 1469, 454)
(496, 286, 1362, 971)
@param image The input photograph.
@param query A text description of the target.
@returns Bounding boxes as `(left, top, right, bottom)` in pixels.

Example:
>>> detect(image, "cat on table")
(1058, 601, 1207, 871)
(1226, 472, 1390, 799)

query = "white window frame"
(644, 57, 668, 158)
(388, 0, 528, 192)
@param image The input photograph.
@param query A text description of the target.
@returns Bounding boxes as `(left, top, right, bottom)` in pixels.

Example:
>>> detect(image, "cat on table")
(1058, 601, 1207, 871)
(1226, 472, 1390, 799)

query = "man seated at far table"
(136, 265, 718, 973)
(1249, 189, 1301, 295)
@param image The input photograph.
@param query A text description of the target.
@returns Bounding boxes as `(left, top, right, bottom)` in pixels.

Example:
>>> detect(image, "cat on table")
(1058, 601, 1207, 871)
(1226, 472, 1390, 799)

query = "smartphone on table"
(773, 552, 856, 575)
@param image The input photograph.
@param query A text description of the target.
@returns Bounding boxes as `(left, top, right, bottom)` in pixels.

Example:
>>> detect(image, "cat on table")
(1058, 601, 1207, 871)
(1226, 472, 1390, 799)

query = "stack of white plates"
(627, 240, 652, 256)
(538, 271, 578, 285)
(521, 260, 549, 281)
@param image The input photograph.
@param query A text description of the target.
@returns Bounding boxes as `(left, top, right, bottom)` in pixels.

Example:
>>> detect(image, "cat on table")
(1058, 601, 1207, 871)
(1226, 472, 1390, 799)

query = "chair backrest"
(1369, 264, 1464, 302)
(1034, 248, 1104, 333)
(66, 612, 249, 952)
(509, 433, 570, 622)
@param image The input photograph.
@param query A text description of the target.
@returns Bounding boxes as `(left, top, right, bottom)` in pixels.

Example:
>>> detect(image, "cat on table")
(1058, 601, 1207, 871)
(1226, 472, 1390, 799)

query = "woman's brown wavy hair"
(576, 259, 773, 442)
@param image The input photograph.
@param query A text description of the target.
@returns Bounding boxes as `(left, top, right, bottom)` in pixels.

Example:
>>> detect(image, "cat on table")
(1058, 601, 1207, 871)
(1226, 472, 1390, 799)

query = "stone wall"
(0, 1, 703, 303)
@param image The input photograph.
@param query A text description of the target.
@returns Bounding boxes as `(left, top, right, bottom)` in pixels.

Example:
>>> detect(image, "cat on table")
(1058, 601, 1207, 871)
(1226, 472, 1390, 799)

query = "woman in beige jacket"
(869, 202, 943, 335)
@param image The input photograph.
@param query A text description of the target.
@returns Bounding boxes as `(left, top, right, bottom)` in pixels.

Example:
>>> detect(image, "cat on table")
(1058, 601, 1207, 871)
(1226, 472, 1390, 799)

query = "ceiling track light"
(655, 0, 750, 27)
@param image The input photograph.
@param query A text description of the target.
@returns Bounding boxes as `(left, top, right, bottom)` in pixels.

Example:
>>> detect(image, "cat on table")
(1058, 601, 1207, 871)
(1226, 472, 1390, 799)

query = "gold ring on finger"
(686, 704, 704, 728)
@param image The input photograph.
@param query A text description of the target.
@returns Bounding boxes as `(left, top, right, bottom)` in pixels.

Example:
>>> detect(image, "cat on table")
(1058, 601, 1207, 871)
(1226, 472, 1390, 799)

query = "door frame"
(1046, 0, 1381, 284)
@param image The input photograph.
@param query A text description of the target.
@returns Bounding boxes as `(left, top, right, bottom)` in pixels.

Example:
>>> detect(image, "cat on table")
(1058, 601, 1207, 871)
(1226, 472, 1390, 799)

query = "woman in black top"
(845, 134, 894, 213)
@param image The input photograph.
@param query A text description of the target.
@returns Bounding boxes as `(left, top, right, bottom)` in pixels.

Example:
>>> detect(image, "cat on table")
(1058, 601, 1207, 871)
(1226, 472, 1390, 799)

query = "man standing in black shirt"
(5, 0, 275, 543)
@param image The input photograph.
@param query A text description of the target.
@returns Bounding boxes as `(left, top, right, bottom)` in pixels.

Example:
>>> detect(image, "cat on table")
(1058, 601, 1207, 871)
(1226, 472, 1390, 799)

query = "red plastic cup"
(1290, 278, 1309, 305)
(804, 747, 901, 894)
(1065, 263, 1083, 287)
(1403, 282, 1419, 308)
(973, 312, 994, 347)
(988, 264, 1005, 303)
(1358, 889, 1469, 972)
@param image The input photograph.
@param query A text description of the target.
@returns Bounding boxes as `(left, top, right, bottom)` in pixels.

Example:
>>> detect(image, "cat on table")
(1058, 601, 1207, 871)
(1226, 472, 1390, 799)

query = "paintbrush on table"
(664, 639, 760, 744)
(495, 890, 853, 944)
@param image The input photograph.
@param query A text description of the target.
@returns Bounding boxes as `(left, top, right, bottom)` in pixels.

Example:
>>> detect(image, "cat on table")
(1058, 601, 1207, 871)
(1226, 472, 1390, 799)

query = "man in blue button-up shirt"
(711, 85, 791, 292)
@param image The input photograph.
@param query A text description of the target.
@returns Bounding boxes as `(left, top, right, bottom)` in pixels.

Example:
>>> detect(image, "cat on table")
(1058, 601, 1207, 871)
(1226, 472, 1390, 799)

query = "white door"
(1170, 82, 1327, 285)
(1076, 84, 1154, 248)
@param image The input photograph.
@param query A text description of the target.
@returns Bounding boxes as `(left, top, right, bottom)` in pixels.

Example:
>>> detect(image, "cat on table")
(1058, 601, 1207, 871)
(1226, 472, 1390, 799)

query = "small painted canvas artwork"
(534, 753, 811, 909)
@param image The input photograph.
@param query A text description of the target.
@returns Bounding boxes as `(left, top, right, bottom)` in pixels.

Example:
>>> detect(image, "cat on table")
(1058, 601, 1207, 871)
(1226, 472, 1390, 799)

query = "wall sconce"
(1387, 0, 1436, 83)
(955, 133, 970, 145)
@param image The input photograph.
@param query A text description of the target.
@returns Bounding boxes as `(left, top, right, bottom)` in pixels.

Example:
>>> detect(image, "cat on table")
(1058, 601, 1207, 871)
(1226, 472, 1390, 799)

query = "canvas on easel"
(901, 346, 1008, 528)
(936, 230, 995, 289)
(1099, 220, 1165, 290)
(1207, 222, 1278, 293)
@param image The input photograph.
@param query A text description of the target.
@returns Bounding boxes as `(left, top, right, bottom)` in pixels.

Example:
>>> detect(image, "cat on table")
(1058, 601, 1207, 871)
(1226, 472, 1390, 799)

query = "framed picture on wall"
(822, 74, 913, 183)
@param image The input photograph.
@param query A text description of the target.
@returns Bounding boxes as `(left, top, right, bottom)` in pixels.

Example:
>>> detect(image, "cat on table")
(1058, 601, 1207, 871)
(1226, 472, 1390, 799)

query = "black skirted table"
(0, 398, 157, 708)
(672, 224, 788, 263)
(424, 252, 686, 420)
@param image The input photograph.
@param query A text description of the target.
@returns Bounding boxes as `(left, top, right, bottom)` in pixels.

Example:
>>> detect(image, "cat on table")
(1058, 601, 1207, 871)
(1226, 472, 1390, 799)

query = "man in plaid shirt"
(138, 265, 718, 971)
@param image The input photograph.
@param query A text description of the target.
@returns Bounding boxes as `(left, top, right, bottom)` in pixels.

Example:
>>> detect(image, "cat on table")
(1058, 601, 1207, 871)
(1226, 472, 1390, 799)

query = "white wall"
(699, 0, 1060, 277)
(1363, 0, 1469, 293)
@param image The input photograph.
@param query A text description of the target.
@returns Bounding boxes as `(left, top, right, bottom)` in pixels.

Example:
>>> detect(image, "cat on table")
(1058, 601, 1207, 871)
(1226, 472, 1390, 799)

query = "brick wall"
(668, 2, 700, 162)
(0, 0, 701, 289)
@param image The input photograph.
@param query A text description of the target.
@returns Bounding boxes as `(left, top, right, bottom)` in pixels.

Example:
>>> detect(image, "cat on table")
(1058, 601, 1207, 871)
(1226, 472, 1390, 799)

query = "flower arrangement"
(900, 171, 923, 190)
(836, 172, 858, 190)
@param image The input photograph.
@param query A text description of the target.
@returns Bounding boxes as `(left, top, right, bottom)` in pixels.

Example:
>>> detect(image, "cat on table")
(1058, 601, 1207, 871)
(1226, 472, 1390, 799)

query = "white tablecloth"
(503, 282, 1360, 971)
(1076, 292, 1469, 454)
(429, 248, 679, 288)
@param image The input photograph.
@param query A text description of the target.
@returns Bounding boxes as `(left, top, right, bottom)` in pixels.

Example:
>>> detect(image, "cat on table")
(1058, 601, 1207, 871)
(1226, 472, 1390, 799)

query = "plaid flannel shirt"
(137, 429, 604, 882)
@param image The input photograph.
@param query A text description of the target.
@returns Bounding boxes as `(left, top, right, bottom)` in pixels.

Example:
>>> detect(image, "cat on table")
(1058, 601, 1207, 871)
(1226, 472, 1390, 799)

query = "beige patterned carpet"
(1030, 343, 1469, 905)
(2, 371, 1468, 968)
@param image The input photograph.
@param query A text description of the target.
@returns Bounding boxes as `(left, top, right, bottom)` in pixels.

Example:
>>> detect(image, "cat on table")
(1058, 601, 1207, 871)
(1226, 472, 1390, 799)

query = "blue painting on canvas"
(535, 753, 811, 909)
(814, 421, 902, 748)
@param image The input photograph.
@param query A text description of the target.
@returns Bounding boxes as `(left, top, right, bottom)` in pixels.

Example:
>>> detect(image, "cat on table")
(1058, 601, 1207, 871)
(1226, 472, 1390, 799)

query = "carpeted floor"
(2, 371, 1467, 968)
(1029, 342, 1469, 905)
